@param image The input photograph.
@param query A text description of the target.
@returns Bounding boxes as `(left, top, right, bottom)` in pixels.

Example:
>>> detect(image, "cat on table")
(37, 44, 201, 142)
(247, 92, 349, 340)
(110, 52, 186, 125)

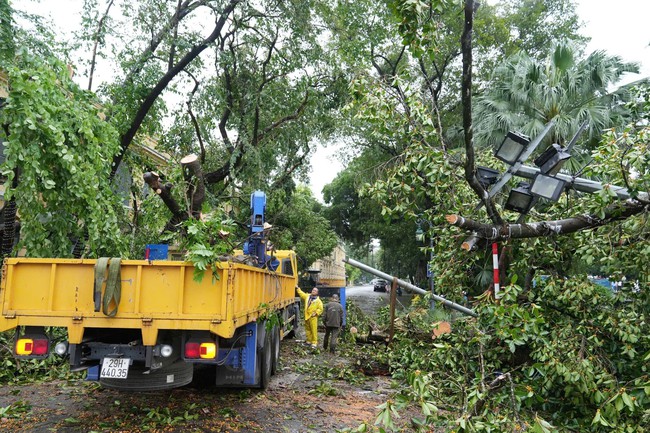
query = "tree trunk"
(180, 154, 205, 219)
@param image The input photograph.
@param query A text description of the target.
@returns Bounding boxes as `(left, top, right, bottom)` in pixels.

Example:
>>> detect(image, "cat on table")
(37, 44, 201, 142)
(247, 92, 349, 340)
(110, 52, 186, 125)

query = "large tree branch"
(461, 0, 504, 226)
(218, 34, 238, 152)
(253, 29, 279, 148)
(184, 70, 206, 163)
(122, 0, 208, 86)
(87, 0, 114, 91)
(181, 154, 205, 219)
(111, 0, 241, 178)
(168, 0, 183, 71)
(446, 201, 648, 248)
(143, 171, 188, 233)
(203, 163, 232, 185)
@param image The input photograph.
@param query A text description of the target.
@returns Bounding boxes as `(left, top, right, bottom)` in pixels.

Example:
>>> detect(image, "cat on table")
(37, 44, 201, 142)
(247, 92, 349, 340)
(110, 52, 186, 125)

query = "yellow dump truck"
(0, 190, 304, 391)
(0, 252, 301, 390)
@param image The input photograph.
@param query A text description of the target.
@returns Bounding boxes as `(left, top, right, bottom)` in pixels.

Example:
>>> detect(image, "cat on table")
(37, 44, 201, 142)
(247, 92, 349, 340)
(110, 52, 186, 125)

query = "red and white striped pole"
(492, 242, 500, 299)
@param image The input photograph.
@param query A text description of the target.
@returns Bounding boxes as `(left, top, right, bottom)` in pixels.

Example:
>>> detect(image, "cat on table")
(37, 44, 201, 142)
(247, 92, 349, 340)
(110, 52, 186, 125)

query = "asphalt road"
(345, 283, 414, 318)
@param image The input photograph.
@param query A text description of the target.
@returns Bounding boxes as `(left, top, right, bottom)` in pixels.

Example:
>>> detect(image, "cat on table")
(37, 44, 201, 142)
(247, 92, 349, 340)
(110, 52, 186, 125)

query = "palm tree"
(473, 41, 641, 151)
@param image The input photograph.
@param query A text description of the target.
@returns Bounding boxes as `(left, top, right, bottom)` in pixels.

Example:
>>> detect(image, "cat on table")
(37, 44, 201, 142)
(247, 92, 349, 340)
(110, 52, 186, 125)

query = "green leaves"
(1, 51, 126, 258)
(553, 42, 575, 71)
(374, 400, 400, 431)
(180, 213, 235, 283)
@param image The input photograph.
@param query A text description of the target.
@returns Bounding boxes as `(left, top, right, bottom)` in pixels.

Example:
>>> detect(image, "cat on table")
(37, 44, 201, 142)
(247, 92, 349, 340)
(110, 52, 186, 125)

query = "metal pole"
(492, 243, 500, 299)
(429, 236, 435, 311)
(344, 257, 477, 317)
(515, 164, 641, 200)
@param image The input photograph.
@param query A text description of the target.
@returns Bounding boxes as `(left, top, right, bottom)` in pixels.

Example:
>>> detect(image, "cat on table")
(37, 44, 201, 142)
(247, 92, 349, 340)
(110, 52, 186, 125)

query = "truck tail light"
(199, 343, 216, 359)
(184, 342, 217, 359)
(16, 337, 49, 356)
(185, 342, 200, 358)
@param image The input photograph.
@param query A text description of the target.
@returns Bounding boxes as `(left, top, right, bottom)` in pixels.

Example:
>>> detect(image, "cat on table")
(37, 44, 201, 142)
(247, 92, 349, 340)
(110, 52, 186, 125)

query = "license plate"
(100, 357, 130, 379)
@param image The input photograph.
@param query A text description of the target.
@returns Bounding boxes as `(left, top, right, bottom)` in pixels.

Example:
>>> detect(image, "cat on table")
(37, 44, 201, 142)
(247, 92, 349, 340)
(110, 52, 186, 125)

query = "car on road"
(373, 279, 388, 292)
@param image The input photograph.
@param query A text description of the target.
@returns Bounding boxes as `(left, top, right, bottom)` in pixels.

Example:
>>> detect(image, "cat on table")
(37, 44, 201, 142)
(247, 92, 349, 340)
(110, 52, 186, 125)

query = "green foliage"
(179, 212, 236, 282)
(266, 186, 339, 269)
(364, 278, 650, 431)
(387, 0, 449, 57)
(0, 400, 31, 419)
(308, 380, 339, 397)
(0, 0, 14, 62)
(258, 307, 281, 333)
(0, 51, 126, 257)
(473, 41, 640, 151)
(491, 0, 588, 60)
(294, 356, 368, 386)
(142, 404, 199, 430)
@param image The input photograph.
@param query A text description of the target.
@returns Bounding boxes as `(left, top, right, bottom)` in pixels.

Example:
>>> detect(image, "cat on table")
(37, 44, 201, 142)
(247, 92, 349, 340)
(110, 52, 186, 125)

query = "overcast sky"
(576, 0, 650, 82)
(19, 0, 650, 201)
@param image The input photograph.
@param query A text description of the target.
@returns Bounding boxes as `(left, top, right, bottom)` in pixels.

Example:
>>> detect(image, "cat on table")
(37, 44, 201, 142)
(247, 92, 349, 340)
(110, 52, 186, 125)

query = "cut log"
(180, 154, 205, 219)
(432, 321, 451, 339)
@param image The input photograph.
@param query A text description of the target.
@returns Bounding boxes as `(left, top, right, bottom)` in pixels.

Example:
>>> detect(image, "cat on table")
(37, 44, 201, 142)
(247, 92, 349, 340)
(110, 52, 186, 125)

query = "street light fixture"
(504, 182, 534, 214)
(476, 166, 500, 188)
(530, 173, 566, 201)
(495, 131, 530, 165)
(534, 143, 571, 175)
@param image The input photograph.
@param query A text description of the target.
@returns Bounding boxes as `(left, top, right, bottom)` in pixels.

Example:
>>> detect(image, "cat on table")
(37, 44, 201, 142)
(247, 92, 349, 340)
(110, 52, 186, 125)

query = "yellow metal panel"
(51, 263, 95, 312)
(9, 262, 57, 312)
(181, 264, 227, 317)
(136, 265, 181, 314)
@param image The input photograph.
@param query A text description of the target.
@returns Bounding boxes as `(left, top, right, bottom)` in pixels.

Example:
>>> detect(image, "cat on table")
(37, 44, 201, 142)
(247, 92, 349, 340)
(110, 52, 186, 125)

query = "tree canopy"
(1, 0, 343, 261)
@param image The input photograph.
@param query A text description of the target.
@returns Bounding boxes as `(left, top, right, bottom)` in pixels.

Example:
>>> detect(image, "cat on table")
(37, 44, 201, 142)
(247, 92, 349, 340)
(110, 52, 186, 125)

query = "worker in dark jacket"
(323, 294, 344, 354)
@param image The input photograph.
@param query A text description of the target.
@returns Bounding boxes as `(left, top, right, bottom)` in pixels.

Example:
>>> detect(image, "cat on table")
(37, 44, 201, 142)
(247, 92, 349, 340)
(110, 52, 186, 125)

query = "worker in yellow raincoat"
(296, 287, 323, 349)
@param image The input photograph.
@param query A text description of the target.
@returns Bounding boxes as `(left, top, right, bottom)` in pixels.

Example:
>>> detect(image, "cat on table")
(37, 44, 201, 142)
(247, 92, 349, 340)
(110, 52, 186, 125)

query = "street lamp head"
(530, 173, 566, 201)
(534, 143, 571, 175)
(504, 182, 534, 214)
(476, 166, 500, 189)
(495, 131, 529, 165)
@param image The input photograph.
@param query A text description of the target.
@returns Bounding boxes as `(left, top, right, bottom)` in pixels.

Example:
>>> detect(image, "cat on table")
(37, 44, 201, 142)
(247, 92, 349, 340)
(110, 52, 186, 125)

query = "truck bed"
(0, 257, 297, 345)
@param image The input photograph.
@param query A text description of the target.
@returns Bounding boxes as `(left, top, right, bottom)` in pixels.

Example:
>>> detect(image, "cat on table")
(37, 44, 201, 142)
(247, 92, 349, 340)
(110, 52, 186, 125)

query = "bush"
(371, 276, 650, 432)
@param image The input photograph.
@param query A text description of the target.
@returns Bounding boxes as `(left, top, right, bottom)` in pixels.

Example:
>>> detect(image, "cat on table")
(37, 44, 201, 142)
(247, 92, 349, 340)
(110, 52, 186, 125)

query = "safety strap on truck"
(93, 257, 122, 317)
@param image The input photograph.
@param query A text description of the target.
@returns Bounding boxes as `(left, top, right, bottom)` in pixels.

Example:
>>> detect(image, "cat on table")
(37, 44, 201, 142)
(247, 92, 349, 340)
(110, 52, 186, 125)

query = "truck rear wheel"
(271, 325, 280, 375)
(100, 359, 193, 391)
(258, 329, 272, 389)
